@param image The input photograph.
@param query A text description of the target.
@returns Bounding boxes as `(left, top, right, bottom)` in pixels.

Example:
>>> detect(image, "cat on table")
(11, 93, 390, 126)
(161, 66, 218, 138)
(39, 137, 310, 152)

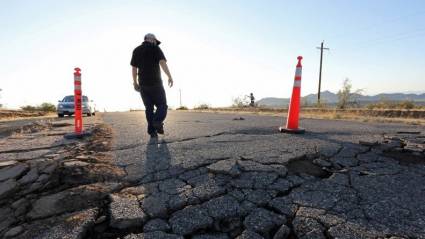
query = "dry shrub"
(194, 104, 210, 110)
(367, 100, 416, 110)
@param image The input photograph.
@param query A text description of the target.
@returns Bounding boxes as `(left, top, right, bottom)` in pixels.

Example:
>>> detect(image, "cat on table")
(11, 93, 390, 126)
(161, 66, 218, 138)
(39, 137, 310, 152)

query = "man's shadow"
(145, 137, 172, 175)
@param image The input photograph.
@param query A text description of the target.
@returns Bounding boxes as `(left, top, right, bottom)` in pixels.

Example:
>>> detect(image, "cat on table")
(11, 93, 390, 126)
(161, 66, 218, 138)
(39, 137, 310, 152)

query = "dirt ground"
(0, 109, 54, 121)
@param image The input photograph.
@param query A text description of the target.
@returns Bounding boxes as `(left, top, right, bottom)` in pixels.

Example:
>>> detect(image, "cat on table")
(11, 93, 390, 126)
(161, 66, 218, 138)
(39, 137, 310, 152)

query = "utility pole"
(179, 89, 182, 107)
(316, 41, 329, 104)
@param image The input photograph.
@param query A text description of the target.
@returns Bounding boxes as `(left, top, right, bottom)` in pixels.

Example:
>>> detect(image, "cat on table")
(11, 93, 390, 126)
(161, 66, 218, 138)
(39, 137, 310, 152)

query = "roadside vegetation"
(193, 104, 210, 110)
(21, 103, 56, 112)
(336, 78, 364, 109)
(176, 106, 189, 110)
(232, 95, 257, 108)
(366, 100, 419, 110)
(190, 79, 424, 125)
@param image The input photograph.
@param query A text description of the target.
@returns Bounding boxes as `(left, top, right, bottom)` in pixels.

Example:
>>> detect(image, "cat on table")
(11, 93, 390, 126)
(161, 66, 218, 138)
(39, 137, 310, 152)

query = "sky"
(1, 0, 424, 111)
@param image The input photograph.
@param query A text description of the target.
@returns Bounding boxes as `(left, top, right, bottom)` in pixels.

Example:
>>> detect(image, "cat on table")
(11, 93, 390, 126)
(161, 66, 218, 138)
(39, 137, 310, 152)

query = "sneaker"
(153, 122, 164, 134)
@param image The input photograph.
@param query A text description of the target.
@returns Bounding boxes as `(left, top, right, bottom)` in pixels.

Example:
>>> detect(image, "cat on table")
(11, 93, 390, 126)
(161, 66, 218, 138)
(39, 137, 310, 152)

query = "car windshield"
(62, 96, 89, 102)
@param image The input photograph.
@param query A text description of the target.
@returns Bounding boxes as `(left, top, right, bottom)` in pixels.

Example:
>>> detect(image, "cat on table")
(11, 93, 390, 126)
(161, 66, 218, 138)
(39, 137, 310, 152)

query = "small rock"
(0, 163, 28, 181)
(0, 179, 18, 199)
(4, 225, 24, 238)
(143, 218, 171, 232)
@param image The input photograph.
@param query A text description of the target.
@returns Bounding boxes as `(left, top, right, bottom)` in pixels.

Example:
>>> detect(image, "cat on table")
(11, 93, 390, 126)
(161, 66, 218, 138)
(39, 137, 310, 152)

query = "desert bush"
(337, 78, 363, 109)
(176, 106, 188, 110)
(333, 113, 342, 119)
(398, 100, 415, 109)
(194, 104, 210, 110)
(232, 96, 250, 108)
(21, 102, 56, 112)
(20, 105, 37, 111)
(39, 103, 56, 112)
(367, 100, 416, 110)
(315, 100, 328, 108)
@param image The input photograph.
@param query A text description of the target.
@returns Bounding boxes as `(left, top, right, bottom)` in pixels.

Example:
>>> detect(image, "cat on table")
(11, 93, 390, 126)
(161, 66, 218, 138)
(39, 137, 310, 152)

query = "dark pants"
(140, 85, 168, 134)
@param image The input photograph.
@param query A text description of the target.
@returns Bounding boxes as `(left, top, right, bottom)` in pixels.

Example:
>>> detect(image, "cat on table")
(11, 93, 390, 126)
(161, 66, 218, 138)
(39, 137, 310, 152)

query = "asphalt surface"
(99, 111, 425, 238)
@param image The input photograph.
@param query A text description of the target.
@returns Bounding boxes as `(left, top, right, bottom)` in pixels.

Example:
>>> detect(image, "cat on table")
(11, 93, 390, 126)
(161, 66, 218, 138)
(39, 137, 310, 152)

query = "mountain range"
(257, 91, 425, 107)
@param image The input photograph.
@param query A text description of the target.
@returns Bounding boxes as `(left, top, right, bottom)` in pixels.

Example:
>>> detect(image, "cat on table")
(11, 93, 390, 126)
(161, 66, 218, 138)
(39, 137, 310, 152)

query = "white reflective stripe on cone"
(74, 76, 81, 82)
(295, 67, 302, 76)
(74, 85, 81, 90)
(293, 80, 301, 87)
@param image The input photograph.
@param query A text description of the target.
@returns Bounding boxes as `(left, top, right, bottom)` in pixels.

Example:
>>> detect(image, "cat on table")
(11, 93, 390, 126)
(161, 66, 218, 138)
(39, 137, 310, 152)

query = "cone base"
(279, 127, 305, 134)
(64, 131, 92, 139)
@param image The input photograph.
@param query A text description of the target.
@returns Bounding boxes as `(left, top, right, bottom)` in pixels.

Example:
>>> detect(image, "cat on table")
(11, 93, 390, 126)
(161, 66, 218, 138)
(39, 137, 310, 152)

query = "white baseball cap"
(144, 33, 161, 45)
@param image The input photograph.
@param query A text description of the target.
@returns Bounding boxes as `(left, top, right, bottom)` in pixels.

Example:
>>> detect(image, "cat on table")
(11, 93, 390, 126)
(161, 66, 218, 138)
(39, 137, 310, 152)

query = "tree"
(337, 78, 363, 109)
(232, 95, 251, 108)
(39, 103, 56, 112)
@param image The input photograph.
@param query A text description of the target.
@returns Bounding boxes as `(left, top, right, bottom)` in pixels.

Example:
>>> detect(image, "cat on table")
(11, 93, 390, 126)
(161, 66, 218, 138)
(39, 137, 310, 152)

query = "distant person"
(131, 33, 173, 137)
(249, 93, 255, 107)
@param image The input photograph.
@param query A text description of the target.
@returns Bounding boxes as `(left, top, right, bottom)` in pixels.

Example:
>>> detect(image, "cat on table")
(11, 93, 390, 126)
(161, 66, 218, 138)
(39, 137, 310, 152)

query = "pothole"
(383, 150, 425, 165)
(287, 158, 331, 178)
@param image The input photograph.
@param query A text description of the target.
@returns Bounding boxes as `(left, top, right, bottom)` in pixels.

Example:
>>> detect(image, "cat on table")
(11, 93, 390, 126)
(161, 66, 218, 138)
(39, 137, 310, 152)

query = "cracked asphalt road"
(99, 111, 425, 239)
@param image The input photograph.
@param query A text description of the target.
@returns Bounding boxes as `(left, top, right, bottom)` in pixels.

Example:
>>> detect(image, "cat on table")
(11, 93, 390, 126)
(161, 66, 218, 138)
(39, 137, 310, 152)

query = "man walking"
(131, 33, 173, 137)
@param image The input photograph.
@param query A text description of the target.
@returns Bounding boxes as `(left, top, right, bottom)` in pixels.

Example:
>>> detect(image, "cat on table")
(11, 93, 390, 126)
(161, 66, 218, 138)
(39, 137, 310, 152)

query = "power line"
(325, 10, 425, 41)
(316, 41, 330, 105)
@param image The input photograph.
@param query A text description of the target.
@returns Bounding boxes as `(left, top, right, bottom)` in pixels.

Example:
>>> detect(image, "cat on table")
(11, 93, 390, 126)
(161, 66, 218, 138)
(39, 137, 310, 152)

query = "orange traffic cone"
(279, 56, 305, 134)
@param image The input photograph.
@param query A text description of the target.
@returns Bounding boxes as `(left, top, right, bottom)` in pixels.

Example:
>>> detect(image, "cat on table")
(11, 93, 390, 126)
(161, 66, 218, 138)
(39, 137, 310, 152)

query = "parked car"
(57, 95, 96, 117)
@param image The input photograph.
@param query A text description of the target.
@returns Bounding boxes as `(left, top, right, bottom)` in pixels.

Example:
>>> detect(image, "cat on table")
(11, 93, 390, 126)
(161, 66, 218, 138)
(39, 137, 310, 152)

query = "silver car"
(57, 95, 96, 117)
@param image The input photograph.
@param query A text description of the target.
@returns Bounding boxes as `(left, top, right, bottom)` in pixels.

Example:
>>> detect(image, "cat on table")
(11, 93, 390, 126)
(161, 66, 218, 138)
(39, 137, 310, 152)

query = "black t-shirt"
(130, 42, 166, 86)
